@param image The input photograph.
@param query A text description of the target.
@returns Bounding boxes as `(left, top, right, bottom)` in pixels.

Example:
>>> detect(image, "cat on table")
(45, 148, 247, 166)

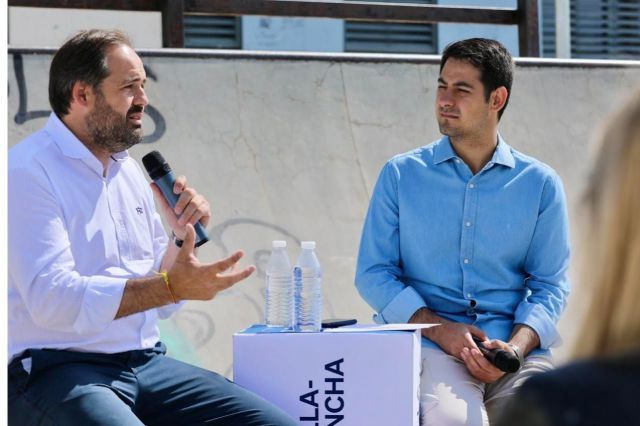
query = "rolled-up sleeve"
(515, 173, 571, 349)
(9, 165, 126, 335)
(355, 161, 426, 324)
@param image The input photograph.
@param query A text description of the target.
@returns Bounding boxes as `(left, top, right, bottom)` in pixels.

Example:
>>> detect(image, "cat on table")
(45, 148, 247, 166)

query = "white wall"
(8, 7, 162, 48)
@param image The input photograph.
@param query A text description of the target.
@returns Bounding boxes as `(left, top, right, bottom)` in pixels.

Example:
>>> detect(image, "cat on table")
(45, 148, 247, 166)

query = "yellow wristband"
(157, 271, 177, 304)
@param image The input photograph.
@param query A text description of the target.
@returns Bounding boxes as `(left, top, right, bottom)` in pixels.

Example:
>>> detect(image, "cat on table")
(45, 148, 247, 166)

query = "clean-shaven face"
(435, 58, 493, 140)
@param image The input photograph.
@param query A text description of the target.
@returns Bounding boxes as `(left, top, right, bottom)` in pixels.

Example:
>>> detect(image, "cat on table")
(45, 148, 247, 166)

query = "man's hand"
(409, 307, 511, 383)
(409, 307, 487, 360)
(151, 175, 211, 240)
(168, 224, 255, 301)
(461, 338, 515, 383)
(116, 224, 255, 319)
(427, 320, 488, 360)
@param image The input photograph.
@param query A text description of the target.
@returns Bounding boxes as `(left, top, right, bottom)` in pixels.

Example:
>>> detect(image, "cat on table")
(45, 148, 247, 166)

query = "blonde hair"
(574, 89, 640, 359)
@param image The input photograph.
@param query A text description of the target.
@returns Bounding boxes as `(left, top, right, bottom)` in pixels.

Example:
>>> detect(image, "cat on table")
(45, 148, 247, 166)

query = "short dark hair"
(49, 29, 132, 117)
(440, 38, 514, 120)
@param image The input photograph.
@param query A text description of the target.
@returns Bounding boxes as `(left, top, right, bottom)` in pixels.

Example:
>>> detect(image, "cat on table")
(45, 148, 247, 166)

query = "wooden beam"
(185, 0, 519, 25)
(517, 0, 540, 57)
(161, 0, 184, 47)
(8, 0, 524, 26)
(8, 0, 161, 10)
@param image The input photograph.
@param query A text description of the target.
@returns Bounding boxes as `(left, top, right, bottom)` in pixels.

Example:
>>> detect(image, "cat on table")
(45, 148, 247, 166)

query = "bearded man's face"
(85, 89, 144, 153)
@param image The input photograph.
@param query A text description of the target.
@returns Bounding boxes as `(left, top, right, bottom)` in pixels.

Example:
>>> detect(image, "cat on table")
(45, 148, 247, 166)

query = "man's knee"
(49, 386, 142, 426)
(138, 357, 296, 425)
(209, 381, 298, 426)
(420, 391, 488, 426)
(419, 348, 489, 426)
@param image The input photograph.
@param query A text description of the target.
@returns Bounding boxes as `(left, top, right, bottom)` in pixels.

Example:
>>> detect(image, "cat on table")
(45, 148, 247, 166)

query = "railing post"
(162, 0, 185, 47)
(555, 0, 571, 58)
(517, 0, 540, 57)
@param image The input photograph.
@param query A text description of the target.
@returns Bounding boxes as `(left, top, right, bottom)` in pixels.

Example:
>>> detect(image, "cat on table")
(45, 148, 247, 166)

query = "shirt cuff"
(514, 302, 560, 349)
(378, 286, 426, 324)
(75, 276, 127, 334)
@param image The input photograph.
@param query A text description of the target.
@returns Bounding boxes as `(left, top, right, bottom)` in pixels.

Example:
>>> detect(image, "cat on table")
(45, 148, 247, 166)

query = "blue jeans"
(8, 343, 296, 425)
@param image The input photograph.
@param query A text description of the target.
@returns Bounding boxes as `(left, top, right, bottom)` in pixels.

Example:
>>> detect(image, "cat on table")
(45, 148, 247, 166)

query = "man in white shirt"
(8, 29, 296, 426)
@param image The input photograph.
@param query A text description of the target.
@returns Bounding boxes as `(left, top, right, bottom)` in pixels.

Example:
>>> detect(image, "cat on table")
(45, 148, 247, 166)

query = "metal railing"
(8, 0, 540, 56)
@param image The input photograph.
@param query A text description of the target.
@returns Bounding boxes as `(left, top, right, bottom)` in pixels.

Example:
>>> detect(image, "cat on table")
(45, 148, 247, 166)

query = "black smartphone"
(321, 318, 357, 329)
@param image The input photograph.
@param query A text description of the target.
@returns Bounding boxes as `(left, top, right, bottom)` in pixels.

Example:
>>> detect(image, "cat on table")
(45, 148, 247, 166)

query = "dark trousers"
(8, 343, 296, 426)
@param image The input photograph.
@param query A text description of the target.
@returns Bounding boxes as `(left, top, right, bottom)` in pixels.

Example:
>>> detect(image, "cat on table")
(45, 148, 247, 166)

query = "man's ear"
(490, 86, 508, 114)
(70, 81, 93, 109)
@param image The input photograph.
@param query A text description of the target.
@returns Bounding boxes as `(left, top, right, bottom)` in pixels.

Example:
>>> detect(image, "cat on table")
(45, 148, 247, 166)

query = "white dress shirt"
(8, 113, 181, 363)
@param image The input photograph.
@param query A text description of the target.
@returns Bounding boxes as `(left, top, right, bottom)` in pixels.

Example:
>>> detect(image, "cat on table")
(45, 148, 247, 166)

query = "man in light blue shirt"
(355, 38, 570, 426)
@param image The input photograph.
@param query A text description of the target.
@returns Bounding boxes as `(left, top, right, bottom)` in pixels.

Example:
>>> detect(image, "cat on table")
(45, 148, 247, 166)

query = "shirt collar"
(433, 134, 515, 169)
(493, 134, 516, 168)
(44, 112, 130, 162)
(433, 136, 458, 165)
(111, 150, 129, 161)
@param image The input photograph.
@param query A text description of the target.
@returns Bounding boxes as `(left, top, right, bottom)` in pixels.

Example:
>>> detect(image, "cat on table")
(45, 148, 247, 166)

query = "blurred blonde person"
(498, 90, 640, 426)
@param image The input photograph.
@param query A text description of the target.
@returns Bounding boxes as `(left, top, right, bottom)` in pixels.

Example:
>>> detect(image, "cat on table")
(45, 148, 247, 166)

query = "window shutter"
(345, 0, 438, 54)
(184, 15, 242, 49)
(542, 0, 640, 59)
(542, 0, 558, 57)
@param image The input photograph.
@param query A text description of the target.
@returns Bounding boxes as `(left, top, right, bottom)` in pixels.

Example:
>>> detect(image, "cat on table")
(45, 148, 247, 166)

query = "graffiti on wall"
(11, 54, 167, 144)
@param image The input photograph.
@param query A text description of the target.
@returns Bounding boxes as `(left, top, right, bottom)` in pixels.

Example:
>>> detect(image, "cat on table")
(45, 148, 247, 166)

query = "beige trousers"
(419, 346, 554, 426)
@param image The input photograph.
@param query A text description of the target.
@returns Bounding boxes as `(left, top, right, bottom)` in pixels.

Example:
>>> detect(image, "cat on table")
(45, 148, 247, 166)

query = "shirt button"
(469, 183, 475, 189)
(466, 293, 472, 298)
(464, 259, 470, 264)
(455, 159, 461, 163)
(465, 222, 472, 227)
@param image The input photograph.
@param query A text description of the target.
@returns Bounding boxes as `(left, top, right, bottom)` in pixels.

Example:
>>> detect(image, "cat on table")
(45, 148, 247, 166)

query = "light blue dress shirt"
(355, 136, 570, 355)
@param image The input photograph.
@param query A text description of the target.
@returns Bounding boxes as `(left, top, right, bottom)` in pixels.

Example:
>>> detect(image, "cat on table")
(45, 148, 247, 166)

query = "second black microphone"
(472, 337, 520, 373)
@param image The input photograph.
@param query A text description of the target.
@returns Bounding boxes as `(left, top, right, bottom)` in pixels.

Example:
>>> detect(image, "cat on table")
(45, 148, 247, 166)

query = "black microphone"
(472, 337, 520, 373)
(142, 151, 209, 247)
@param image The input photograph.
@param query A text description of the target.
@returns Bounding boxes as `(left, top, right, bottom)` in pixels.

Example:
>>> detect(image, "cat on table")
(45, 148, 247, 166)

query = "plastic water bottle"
(265, 240, 293, 328)
(294, 241, 323, 332)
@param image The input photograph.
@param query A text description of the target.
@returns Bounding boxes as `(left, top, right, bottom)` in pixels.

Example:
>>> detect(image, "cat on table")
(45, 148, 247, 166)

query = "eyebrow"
(120, 76, 147, 86)
(437, 77, 474, 90)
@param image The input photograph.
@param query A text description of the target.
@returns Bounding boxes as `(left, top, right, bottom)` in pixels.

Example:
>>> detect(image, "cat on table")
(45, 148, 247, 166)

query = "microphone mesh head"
(142, 151, 171, 180)
(495, 351, 521, 373)
(142, 150, 166, 173)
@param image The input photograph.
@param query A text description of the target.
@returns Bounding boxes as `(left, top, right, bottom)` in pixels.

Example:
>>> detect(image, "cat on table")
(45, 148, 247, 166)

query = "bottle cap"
(272, 240, 287, 248)
(301, 241, 316, 250)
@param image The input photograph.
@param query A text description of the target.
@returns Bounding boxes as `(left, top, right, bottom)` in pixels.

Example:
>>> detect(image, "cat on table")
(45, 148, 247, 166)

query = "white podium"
(233, 324, 428, 426)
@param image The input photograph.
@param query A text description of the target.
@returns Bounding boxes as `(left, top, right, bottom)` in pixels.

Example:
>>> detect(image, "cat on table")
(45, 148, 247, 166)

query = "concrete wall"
(8, 48, 639, 377)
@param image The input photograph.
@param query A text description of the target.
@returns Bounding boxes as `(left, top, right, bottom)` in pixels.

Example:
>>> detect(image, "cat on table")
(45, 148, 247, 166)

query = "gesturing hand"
(168, 224, 255, 301)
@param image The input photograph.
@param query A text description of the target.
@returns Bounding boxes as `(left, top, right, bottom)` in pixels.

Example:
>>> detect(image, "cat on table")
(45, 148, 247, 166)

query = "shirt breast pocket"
(120, 207, 155, 263)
